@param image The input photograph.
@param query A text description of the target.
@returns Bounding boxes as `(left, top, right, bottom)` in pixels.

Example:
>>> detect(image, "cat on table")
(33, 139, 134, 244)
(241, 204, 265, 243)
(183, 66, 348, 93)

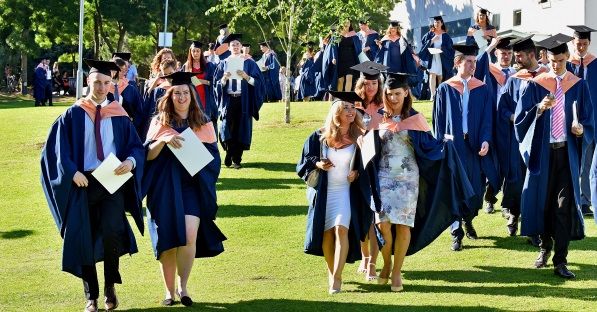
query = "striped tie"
(551, 76, 564, 140)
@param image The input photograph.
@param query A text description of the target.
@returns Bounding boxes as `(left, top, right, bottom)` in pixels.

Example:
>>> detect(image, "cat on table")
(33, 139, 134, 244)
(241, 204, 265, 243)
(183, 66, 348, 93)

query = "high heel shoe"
(356, 256, 370, 274)
(366, 262, 378, 282)
(328, 278, 342, 294)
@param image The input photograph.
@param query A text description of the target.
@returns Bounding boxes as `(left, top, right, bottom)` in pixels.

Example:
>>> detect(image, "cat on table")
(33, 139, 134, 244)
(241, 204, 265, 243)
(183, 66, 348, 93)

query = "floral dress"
(376, 116, 419, 227)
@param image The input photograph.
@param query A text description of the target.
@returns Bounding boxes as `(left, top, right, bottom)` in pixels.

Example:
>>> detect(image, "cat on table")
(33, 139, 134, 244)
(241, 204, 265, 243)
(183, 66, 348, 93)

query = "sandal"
(356, 256, 370, 274)
(366, 262, 378, 282)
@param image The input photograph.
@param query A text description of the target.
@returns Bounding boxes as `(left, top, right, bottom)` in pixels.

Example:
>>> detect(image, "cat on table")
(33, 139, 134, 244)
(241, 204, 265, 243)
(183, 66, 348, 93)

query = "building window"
(492, 14, 500, 30)
(513, 10, 522, 26)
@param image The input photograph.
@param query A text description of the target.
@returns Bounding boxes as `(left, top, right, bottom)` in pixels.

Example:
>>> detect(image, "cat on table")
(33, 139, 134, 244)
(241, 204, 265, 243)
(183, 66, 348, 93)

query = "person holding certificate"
(40, 59, 145, 312)
(144, 71, 226, 306)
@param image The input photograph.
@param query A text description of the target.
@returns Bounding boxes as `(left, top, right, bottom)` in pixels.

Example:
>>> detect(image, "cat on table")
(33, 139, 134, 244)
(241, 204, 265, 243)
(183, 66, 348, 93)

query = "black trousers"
(224, 96, 245, 164)
(484, 183, 498, 205)
(539, 146, 573, 266)
(501, 159, 527, 217)
(81, 173, 127, 300)
(44, 81, 53, 106)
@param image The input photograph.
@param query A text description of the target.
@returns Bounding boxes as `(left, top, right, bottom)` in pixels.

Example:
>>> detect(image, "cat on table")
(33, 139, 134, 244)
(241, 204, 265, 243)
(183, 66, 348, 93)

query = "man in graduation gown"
(34, 57, 49, 106)
(258, 41, 283, 102)
(214, 24, 232, 62)
(40, 59, 145, 311)
(213, 33, 265, 169)
(495, 35, 549, 239)
(474, 37, 515, 215)
(433, 43, 499, 251)
(567, 25, 597, 216)
(111, 53, 145, 138)
(514, 34, 593, 279)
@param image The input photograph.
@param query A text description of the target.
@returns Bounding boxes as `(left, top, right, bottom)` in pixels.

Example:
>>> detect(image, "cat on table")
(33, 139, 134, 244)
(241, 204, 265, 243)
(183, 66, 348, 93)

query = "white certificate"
(91, 153, 133, 194)
(361, 131, 377, 168)
(167, 127, 214, 176)
(428, 48, 443, 55)
(256, 58, 267, 71)
(358, 51, 369, 63)
(473, 29, 488, 57)
(226, 56, 245, 80)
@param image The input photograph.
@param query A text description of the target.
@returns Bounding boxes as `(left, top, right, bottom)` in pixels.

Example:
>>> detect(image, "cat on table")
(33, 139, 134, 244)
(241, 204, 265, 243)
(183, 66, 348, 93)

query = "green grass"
(0, 94, 596, 311)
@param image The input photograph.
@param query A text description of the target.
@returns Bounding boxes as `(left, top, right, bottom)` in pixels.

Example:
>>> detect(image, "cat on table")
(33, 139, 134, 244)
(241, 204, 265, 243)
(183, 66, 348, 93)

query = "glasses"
(173, 91, 191, 97)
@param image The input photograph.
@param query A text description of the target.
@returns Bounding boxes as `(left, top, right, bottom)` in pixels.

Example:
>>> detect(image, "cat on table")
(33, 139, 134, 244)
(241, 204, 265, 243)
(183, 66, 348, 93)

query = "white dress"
(429, 35, 443, 75)
(324, 144, 355, 230)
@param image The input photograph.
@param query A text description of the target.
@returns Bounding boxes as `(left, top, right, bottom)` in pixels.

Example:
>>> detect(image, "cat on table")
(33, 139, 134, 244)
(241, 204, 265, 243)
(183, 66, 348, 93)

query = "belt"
(550, 141, 566, 149)
(228, 93, 242, 98)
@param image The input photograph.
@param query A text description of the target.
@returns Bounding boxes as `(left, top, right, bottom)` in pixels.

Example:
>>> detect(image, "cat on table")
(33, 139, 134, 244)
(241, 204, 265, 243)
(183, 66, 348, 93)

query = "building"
(391, 0, 597, 55)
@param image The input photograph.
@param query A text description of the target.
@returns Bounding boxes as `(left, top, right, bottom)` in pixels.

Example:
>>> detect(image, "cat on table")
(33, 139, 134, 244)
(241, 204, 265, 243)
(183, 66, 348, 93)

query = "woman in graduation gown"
(296, 91, 372, 294)
(141, 59, 177, 142)
(143, 72, 226, 306)
(419, 16, 455, 101)
(111, 57, 145, 137)
(323, 21, 363, 92)
(375, 21, 418, 78)
(465, 7, 497, 47)
(297, 43, 317, 101)
(182, 41, 218, 129)
(149, 48, 177, 80)
(370, 73, 475, 291)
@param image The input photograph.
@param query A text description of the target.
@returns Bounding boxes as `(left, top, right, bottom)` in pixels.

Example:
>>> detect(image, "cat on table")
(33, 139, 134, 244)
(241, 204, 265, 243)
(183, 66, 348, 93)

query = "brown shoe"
(84, 300, 98, 312)
(104, 285, 119, 310)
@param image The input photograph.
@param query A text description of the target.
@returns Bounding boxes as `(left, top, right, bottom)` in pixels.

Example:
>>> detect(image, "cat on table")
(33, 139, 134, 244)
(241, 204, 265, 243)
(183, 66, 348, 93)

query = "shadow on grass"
(218, 204, 305, 218)
(0, 229, 35, 239)
(121, 300, 516, 312)
(464, 235, 597, 252)
(217, 178, 301, 191)
(0, 94, 73, 109)
(232, 162, 297, 173)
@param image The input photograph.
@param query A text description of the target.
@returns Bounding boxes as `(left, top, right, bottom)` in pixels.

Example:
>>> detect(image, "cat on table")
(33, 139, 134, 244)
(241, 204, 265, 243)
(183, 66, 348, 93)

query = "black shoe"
(104, 285, 119, 310)
(177, 292, 193, 307)
(527, 235, 541, 247)
(534, 249, 551, 268)
(581, 205, 593, 216)
(464, 222, 478, 240)
(554, 264, 575, 279)
(451, 238, 463, 251)
(484, 202, 495, 214)
(84, 300, 98, 312)
(224, 154, 232, 167)
(501, 208, 511, 219)
(507, 215, 518, 236)
(162, 298, 175, 306)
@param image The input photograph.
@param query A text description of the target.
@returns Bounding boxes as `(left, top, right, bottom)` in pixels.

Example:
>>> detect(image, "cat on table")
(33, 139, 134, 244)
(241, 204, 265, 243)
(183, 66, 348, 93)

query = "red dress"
(191, 66, 207, 109)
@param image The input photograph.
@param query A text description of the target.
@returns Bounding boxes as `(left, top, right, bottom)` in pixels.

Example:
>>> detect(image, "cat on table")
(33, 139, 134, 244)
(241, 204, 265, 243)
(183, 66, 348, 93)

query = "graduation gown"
(34, 65, 48, 101)
(141, 82, 167, 142)
(261, 51, 283, 102)
(296, 130, 372, 263)
(312, 50, 325, 100)
(214, 56, 265, 150)
(514, 71, 593, 238)
(142, 118, 226, 259)
(375, 36, 418, 77)
(419, 32, 455, 80)
(297, 57, 317, 100)
(359, 30, 380, 61)
(40, 99, 145, 278)
(181, 62, 219, 124)
(367, 111, 475, 255)
(568, 54, 597, 126)
(111, 80, 145, 137)
(465, 24, 497, 46)
(433, 77, 500, 212)
(322, 34, 362, 91)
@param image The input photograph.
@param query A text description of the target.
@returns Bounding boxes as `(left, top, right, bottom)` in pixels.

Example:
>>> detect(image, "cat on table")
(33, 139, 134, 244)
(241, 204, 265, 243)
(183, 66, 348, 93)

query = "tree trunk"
(93, 9, 101, 57)
(284, 3, 295, 124)
(117, 24, 126, 52)
(20, 29, 29, 95)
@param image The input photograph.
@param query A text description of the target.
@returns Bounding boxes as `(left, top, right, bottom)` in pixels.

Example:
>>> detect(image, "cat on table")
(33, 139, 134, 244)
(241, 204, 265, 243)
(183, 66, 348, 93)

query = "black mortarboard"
(301, 41, 316, 47)
(258, 40, 270, 46)
(350, 61, 388, 80)
(85, 59, 119, 77)
(189, 40, 203, 48)
(385, 72, 413, 89)
(208, 42, 215, 50)
(568, 25, 596, 40)
(218, 23, 228, 29)
(476, 5, 491, 15)
(509, 35, 535, 52)
(222, 33, 242, 44)
(111, 52, 131, 61)
(161, 71, 195, 86)
(328, 91, 363, 103)
(537, 33, 573, 55)
(359, 17, 370, 24)
(389, 20, 400, 28)
(496, 36, 515, 50)
(453, 43, 479, 56)
(431, 15, 444, 21)
(242, 43, 251, 48)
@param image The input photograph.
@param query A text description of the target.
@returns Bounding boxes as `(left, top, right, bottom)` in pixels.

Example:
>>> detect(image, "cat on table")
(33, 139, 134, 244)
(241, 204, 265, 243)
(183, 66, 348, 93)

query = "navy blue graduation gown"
(322, 35, 362, 91)
(214, 57, 265, 150)
(40, 104, 145, 278)
(34, 66, 48, 101)
(296, 130, 372, 263)
(432, 78, 500, 212)
(515, 73, 593, 238)
(120, 81, 145, 136)
(141, 86, 166, 142)
(297, 57, 317, 100)
(419, 32, 455, 80)
(181, 62, 219, 124)
(262, 52, 283, 101)
(361, 31, 380, 61)
(312, 50, 325, 100)
(375, 37, 418, 77)
(465, 24, 497, 46)
(568, 55, 597, 136)
(142, 127, 226, 259)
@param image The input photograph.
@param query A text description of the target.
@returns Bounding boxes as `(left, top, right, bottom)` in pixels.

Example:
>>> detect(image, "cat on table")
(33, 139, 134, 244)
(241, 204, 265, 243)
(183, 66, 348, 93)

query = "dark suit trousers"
(225, 95, 244, 164)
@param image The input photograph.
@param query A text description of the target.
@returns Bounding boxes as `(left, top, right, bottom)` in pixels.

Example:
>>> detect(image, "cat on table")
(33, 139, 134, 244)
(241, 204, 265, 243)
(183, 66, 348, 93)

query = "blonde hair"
(322, 101, 365, 146)
(385, 26, 402, 37)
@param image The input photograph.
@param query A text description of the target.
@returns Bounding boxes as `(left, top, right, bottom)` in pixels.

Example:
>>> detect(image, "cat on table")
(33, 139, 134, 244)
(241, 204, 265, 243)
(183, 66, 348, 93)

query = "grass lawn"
(0, 93, 596, 311)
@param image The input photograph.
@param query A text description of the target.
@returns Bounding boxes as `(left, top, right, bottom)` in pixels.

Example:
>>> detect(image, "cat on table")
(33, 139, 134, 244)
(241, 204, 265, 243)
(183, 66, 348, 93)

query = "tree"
(207, 0, 397, 123)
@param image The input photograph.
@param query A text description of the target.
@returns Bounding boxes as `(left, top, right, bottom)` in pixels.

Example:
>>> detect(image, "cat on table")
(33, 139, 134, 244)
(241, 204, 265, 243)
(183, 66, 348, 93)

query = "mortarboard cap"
(509, 35, 535, 52)
(218, 23, 228, 29)
(385, 72, 414, 89)
(350, 61, 388, 80)
(476, 5, 491, 15)
(328, 91, 363, 103)
(242, 43, 251, 48)
(161, 71, 196, 86)
(222, 33, 243, 44)
(453, 43, 479, 56)
(85, 59, 119, 77)
(430, 15, 444, 21)
(189, 40, 203, 48)
(359, 17, 370, 24)
(568, 25, 596, 40)
(537, 33, 573, 55)
(258, 40, 270, 47)
(301, 41, 316, 47)
(496, 36, 515, 50)
(389, 20, 400, 28)
(112, 52, 131, 61)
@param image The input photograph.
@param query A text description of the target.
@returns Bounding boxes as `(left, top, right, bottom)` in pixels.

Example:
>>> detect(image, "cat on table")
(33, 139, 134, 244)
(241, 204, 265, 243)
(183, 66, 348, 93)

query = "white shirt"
(549, 72, 567, 143)
(224, 56, 255, 95)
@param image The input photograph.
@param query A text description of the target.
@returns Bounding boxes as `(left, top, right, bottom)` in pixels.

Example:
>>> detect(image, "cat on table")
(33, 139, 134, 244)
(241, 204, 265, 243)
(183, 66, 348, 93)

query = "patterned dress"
(376, 116, 419, 227)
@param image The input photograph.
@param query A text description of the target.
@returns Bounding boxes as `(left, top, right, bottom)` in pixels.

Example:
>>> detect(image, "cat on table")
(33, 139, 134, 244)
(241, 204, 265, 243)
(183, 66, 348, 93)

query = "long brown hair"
(184, 46, 207, 73)
(322, 101, 365, 146)
(151, 48, 176, 75)
(354, 77, 383, 108)
(156, 84, 208, 130)
(383, 86, 412, 120)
